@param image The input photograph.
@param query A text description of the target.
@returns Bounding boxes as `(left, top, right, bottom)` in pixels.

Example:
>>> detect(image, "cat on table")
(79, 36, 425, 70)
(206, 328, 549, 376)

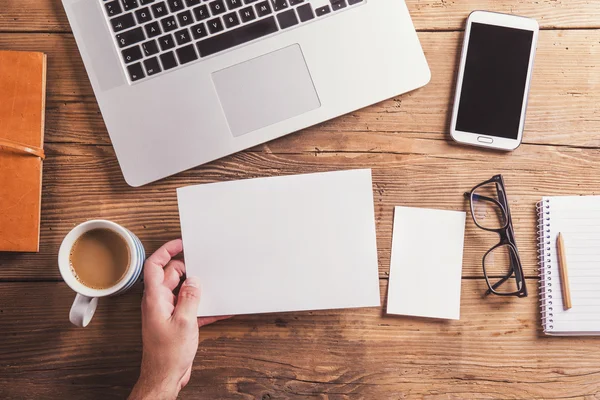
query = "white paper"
(177, 169, 381, 317)
(387, 206, 466, 320)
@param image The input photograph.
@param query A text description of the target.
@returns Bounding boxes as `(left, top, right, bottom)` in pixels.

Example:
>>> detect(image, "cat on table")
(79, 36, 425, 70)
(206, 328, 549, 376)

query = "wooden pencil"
(556, 233, 572, 310)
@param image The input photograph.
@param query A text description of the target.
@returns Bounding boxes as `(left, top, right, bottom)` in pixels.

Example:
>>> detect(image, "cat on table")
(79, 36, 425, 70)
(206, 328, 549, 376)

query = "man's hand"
(129, 239, 230, 400)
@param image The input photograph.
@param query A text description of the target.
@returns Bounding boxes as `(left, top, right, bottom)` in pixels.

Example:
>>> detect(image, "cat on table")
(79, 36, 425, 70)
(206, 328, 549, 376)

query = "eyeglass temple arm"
(510, 248, 527, 296)
(486, 268, 514, 295)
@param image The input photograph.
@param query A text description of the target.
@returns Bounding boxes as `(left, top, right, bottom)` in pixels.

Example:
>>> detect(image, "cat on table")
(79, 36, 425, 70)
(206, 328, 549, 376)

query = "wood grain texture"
(2, 138, 600, 280)
(1, 0, 600, 32)
(1, 29, 600, 147)
(0, 280, 599, 400)
(1, 2, 600, 399)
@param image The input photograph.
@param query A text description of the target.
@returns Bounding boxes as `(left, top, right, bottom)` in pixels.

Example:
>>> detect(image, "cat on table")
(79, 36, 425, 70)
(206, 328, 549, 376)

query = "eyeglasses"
(465, 175, 527, 297)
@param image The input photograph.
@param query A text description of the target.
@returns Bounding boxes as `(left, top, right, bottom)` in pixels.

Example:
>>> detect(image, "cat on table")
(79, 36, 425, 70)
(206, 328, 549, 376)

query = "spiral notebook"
(538, 196, 600, 336)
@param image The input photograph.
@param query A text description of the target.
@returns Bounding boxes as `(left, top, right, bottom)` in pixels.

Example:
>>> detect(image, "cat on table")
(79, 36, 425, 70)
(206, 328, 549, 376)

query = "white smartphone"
(450, 11, 539, 151)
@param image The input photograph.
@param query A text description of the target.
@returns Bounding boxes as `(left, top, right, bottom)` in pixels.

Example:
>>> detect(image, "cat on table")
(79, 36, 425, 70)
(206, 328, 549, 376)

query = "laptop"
(62, 0, 430, 186)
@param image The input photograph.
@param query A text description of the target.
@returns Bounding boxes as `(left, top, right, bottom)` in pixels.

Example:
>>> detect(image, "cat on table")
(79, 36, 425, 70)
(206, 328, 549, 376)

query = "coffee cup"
(58, 220, 145, 327)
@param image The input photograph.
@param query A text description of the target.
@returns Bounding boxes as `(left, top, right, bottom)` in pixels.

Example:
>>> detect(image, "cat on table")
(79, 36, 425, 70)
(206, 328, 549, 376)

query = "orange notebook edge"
(30, 53, 47, 253)
(34, 53, 47, 253)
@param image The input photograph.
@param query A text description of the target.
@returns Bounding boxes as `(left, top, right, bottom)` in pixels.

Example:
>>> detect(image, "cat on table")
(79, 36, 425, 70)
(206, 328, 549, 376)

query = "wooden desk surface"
(2, 1, 600, 398)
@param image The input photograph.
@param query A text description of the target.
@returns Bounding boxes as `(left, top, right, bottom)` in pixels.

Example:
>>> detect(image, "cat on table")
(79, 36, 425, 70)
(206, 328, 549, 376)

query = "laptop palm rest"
(212, 44, 321, 137)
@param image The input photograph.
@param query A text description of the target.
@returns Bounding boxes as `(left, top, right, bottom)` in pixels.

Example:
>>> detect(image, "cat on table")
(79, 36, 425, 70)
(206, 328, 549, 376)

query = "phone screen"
(456, 22, 534, 140)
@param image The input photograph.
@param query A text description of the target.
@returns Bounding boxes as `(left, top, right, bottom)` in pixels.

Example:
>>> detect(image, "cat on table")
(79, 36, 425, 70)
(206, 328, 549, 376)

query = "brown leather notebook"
(0, 51, 47, 252)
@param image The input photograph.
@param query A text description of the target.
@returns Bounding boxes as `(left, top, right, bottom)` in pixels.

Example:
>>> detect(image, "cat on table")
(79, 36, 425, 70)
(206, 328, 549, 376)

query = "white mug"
(58, 220, 145, 327)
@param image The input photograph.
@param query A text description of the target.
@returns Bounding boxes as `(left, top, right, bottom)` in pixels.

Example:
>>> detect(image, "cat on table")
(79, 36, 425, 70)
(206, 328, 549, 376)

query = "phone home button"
(477, 136, 494, 144)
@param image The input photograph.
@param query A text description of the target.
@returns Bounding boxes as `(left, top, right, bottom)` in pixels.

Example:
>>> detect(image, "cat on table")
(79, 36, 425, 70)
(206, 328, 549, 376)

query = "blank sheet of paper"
(177, 169, 381, 317)
(387, 206, 466, 320)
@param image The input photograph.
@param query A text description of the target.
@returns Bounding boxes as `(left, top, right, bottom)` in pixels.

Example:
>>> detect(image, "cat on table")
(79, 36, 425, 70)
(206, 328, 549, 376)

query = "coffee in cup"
(70, 228, 130, 290)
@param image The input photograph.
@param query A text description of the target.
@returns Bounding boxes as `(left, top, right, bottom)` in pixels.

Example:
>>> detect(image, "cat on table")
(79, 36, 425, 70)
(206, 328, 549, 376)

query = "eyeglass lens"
(471, 181, 508, 230)
(484, 244, 522, 294)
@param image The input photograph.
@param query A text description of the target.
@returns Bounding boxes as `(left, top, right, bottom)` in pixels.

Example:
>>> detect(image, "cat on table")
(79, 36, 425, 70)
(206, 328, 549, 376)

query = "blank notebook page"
(539, 196, 600, 335)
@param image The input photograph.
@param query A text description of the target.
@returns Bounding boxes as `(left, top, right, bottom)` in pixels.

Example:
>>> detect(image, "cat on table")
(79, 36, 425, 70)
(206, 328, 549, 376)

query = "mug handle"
(69, 294, 99, 327)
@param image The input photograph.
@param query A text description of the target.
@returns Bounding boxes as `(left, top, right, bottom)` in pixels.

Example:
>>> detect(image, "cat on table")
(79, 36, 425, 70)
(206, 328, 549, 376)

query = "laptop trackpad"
(212, 44, 321, 137)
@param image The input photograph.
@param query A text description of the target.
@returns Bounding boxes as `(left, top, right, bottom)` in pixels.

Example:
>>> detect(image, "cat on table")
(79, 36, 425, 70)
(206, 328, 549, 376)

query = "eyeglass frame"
(464, 175, 528, 298)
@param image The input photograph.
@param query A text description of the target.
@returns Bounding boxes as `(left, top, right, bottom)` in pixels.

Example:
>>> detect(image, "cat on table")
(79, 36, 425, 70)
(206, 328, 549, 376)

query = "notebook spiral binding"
(536, 199, 553, 333)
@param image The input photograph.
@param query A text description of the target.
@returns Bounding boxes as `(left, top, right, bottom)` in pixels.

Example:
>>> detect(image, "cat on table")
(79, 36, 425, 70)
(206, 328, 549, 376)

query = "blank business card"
(177, 169, 381, 317)
(387, 206, 466, 320)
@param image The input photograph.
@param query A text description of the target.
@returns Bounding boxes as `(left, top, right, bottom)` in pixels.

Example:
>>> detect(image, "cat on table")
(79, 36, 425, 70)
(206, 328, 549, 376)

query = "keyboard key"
(160, 51, 178, 70)
(105, 0, 123, 16)
(135, 7, 153, 23)
(296, 3, 313, 21)
(110, 13, 136, 32)
(196, 16, 278, 57)
(151, 1, 169, 17)
(244, 0, 259, 4)
(176, 10, 194, 27)
(271, 0, 287, 11)
(144, 57, 162, 75)
(122, 0, 140, 11)
(226, 0, 244, 9)
(142, 39, 160, 55)
(330, 0, 346, 10)
(145, 21, 162, 37)
(209, 0, 227, 15)
(185, 0, 202, 6)
(140, 0, 156, 4)
(207, 17, 224, 33)
(175, 28, 192, 44)
(158, 34, 176, 50)
(167, 0, 185, 12)
(127, 62, 145, 81)
(191, 22, 208, 39)
(161, 16, 178, 31)
(315, 5, 330, 16)
(122, 45, 143, 63)
(255, 1, 271, 17)
(348, 0, 363, 4)
(223, 12, 240, 28)
(289, 0, 302, 5)
(176, 44, 199, 64)
(116, 27, 145, 47)
(239, 6, 256, 22)
(192, 5, 210, 20)
(276, 9, 297, 29)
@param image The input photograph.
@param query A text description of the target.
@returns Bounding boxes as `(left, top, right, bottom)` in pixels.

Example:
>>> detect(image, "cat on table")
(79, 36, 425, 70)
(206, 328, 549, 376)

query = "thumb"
(174, 277, 201, 322)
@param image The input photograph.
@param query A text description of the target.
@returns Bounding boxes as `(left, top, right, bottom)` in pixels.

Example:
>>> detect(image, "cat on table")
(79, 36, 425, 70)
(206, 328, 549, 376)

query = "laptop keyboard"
(101, 0, 364, 83)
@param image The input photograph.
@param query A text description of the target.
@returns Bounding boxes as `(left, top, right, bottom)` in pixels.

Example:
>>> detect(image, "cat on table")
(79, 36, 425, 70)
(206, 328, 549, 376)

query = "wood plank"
(410, 0, 600, 31)
(2, 0, 600, 33)
(0, 280, 599, 399)
(0, 0, 70, 33)
(1, 30, 599, 147)
(3, 138, 600, 280)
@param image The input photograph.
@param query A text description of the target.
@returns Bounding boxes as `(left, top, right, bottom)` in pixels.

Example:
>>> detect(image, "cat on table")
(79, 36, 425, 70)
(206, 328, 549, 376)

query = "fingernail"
(184, 276, 201, 288)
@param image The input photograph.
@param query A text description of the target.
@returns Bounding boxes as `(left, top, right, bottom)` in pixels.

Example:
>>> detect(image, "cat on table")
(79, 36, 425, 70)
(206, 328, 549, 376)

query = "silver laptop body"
(63, 0, 430, 186)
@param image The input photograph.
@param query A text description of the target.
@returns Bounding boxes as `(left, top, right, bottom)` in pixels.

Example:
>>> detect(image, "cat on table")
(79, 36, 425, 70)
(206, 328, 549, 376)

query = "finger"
(142, 285, 177, 320)
(172, 276, 202, 323)
(144, 239, 183, 288)
(163, 259, 186, 291)
(198, 315, 232, 328)
(179, 366, 192, 390)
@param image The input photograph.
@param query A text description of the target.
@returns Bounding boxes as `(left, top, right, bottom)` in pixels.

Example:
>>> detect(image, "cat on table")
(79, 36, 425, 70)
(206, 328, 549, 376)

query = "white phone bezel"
(449, 11, 539, 151)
